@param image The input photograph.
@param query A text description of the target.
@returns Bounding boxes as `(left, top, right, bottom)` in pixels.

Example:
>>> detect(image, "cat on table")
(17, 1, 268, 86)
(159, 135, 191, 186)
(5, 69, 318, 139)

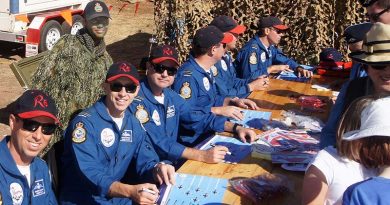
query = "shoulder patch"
(135, 104, 149, 123)
(180, 82, 192, 99)
(72, 122, 86, 143)
(211, 66, 218, 76)
(249, 52, 257, 65)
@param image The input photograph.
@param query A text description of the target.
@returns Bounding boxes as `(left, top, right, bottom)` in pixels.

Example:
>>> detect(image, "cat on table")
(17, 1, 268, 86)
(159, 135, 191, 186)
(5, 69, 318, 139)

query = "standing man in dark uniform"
(234, 16, 313, 80)
(31, 0, 113, 141)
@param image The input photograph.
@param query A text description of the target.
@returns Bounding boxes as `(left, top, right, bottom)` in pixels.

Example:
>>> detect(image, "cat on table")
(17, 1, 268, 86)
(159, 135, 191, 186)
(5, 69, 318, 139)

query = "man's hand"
(297, 66, 313, 78)
(267, 65, 293, 74)
(235, 126, 258, 143)
(153, 163, 175, 185)
(128, 183, 159, 205)
(211, 106, 244, 120)
(200, 146, 229, 163)
(248, 75, 270, 91)
(230, 97, 259, 110)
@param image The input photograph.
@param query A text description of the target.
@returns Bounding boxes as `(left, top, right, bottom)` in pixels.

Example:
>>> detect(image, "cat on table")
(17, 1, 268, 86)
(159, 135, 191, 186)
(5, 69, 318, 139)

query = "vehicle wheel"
(62, 14, 85, 35)
(39, 20, 63, 52)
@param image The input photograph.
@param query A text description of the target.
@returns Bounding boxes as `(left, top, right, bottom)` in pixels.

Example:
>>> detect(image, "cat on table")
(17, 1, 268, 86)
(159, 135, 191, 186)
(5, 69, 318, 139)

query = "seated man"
(131, 45, 256, 163)
(234, 16, 313, 79)
(209, 15, 269, 98)
(0, 90, 59, 204)
(172, 26, 258, 146)
(60, 62, 175, 204)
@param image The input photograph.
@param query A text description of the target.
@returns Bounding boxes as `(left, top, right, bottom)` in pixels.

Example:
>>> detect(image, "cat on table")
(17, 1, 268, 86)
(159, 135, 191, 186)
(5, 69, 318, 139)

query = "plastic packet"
(296, 95, 326, 112)
(281, 110, 324, 133)
(229, 173, 293, 203)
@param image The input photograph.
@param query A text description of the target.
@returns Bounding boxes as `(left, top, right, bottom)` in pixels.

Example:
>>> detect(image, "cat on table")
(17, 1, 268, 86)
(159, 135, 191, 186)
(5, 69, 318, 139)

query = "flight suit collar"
(140, 80, 168, 106)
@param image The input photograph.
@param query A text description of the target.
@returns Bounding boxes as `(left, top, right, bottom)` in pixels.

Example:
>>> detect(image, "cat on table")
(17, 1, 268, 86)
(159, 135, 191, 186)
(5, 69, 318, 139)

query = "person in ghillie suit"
(31, 0, 113, 143)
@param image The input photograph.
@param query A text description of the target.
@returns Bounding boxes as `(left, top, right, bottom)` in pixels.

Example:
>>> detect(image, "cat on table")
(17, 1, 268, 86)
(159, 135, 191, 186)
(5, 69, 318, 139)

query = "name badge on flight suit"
(221, 60, 228, 71)
(120, 130, 132, 142)
(203, 77, 210, 91)
(32, 179, 45, 197)
(10, 182, 23, 205)
(167, 105, 175, 118)
(152, 110, 161, 126)
(101, 128, 115, 147)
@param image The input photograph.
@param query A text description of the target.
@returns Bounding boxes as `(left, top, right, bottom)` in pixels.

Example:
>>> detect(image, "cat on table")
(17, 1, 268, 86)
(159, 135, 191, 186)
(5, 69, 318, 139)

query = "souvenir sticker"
(203, 77, 210, 91)
(221, 60, 228, 71)
(101, 128, 115, 148)
(260, 52, 267, 62)
(32, 179, 45, 197)
(180, 82, 191, 99)
(211, 66, 218, 76)
(120, 130, 132, 142)
(152, 110, 161, 126)
(10, 182, 23, 205)
(249, 52, 257, 64)
(72, 122, 86, 143)
(167, 105, 175, 118)
(135, 104, 149, 123)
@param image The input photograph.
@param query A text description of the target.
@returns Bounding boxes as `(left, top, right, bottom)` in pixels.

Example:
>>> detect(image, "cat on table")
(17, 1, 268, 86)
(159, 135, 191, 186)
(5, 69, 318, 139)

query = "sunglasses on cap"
(110, 83, 138, 93)
(17, 116, 57, 135)
(366, 7, 390, 22)
(153, 64, 178, 76)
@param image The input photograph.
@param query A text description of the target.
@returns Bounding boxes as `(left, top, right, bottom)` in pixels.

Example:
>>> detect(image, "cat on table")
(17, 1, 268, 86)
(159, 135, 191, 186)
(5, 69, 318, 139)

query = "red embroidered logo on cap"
(327, 54, 334, 60)
(34, 95, 48, 108)
(163, 48, 173, 56)
(119, 63, 131, 72)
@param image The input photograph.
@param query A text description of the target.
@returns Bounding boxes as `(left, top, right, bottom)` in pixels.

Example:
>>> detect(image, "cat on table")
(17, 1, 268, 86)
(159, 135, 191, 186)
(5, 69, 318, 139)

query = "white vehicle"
(0, 0, 92, 57)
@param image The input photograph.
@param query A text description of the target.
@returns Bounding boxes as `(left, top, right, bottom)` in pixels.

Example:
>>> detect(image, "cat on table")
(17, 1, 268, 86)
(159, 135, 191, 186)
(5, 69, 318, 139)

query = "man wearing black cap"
(172, 26, 259, 147)
(31, 0, 113, 143)
(209, 15, 269, 98)
(234, 16, 313, 80)
(0, 90, 59, 204)
(60, 62, 175, 204)
(360, 0, 390, 24)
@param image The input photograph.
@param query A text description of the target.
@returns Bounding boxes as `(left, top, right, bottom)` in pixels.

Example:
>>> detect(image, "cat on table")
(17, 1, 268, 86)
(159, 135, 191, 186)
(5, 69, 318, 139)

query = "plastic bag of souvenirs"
(296, 95, 327, 113)
(229, 173, 293, 203)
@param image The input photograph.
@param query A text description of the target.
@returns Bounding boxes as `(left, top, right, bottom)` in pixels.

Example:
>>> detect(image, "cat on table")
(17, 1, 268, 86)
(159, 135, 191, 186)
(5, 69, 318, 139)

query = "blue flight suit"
(234, 35, 300, 80)
(349, 62, 367, 80)
(60, 97, 161, 205)
(172, 57, 227, 146)
(214, 52, 252, 98)
(0, 136, 57, 205)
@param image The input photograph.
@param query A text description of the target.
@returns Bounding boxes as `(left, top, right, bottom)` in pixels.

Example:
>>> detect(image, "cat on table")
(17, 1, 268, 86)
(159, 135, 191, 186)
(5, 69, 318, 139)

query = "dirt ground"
(0, 0, 155, 137)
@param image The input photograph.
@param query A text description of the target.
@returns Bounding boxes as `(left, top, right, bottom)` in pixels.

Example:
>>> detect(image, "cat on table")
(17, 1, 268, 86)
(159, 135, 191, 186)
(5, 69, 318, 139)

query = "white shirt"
(111, 116, 124, 130)
(308, 146, 376, 205)
(17, 164, 31, 187)
(154, 93, 165, 104)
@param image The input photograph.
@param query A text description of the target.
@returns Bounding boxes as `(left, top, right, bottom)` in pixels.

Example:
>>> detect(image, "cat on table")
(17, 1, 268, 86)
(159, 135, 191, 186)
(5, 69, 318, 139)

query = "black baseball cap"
(344, 22, 373, 44)
(13, 90, 60, 124)
(209, 15, 246, 34)
(319, 48, 343, 62)
(358, 0, 378, 7)
(193, 25, 234, 48)
(150, 45, 179, 66)
(259, 16, 288, 30)
(106, 62, 140, 85)
(83, 0, 110, 21)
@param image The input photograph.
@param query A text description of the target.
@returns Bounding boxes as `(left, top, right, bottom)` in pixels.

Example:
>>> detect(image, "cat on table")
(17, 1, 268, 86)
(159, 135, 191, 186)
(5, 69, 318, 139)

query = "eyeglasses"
(153, 64, 178, 76)
(269, 27, 284, 34)
(110, 83, 138, 93)
(359, 0, 378, 7)
(370, 64, 389, 70)
(366, 7, 390, 22)
(17, 117, 57, 135)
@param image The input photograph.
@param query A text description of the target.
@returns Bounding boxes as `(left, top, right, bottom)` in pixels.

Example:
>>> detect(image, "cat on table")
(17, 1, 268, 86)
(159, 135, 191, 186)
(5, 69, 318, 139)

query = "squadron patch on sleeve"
(211, 66, 218, 76)
(135, 104, 149, 123)
(180, 82, 192, 99)
(249, 52, 257, 65)
(72, 122, 86, 143)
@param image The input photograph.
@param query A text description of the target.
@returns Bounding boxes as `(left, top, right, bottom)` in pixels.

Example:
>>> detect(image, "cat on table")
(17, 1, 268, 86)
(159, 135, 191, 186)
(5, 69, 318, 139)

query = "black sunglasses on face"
(270, 27, 284, 34)
(110, 83, 138, 93)
(366, 7, 390, 22)
(17, 117, 57, 135)
(359, 0, 378, 7)
(370, 64, 389, 70)
(153, 64, 177, 76)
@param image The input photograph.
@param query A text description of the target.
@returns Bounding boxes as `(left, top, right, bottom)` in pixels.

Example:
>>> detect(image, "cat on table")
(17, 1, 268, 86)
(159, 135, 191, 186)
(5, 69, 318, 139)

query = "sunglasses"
(366, 7, 390, 22)
(359, 0, 378, 7)
(17, 117, 57, 135)
(110, 83, 138, 93)
(89, 16, 109, 26)
(270, 27, 284, 34)
(370, 64, 389, 70)
(153, 64, 178, 76)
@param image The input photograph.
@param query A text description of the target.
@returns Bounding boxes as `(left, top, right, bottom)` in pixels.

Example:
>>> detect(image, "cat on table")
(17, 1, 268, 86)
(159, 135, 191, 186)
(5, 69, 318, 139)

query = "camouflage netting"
(154, 0, 366, 64)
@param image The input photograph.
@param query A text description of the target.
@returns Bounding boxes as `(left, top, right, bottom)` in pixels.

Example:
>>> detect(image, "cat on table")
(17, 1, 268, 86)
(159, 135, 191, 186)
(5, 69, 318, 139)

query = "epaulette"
(134, 96, 144, 102)
(183, 70, 192, 77)
(78, 111, 91, 118)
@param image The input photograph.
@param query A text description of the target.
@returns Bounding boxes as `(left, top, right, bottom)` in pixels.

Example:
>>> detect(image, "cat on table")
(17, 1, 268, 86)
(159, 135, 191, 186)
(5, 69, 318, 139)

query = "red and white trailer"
(0, 0, 91, 57)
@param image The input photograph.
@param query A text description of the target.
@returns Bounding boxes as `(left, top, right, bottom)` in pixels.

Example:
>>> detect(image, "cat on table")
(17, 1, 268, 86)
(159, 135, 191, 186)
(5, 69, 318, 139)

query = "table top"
(177, 76, 336, 204)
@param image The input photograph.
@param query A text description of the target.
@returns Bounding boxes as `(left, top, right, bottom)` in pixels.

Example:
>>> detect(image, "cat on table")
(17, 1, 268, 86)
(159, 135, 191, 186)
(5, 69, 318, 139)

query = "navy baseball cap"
(358, 0, 378, 7)
(319, 48, 343, 62)
(209, 15, 246, 34)
(13, 90, 60, 124)
(106, 62, 140, 85)
(83, 0, 110, 21)
(344, 22, 373, 44)
(193, 25, 234, 48)
(150, 45, 179, 66)
(259, 16, 288, 30)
